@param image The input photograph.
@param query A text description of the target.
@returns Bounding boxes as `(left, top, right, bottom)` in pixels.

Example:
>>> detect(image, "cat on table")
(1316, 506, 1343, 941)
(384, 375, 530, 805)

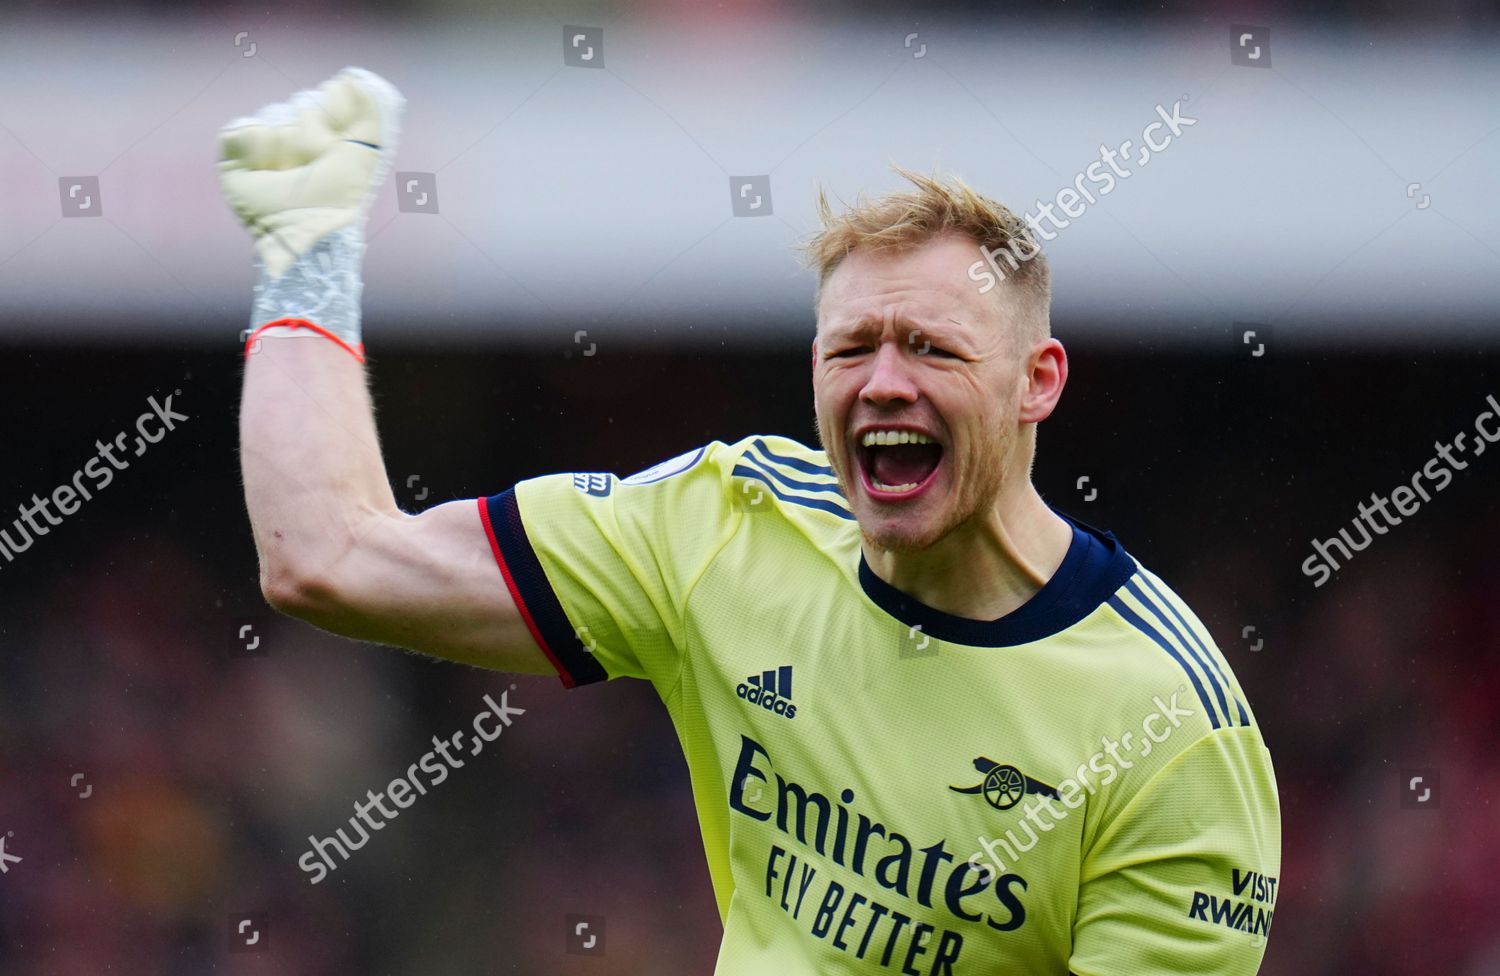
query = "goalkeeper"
(223, 69, 1280, 975)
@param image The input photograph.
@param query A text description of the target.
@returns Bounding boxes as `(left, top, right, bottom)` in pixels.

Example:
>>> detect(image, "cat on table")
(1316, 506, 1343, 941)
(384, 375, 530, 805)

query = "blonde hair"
(797, 165, 1050, 339)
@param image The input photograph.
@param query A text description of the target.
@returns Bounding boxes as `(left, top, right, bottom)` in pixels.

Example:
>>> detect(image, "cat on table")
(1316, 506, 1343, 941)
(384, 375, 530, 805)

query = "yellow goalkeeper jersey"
(479, 435, 1280, 975)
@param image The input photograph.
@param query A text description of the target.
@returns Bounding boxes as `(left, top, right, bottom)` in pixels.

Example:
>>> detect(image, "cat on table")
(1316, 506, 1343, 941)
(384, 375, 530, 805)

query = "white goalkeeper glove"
(217, 66, 405, 357)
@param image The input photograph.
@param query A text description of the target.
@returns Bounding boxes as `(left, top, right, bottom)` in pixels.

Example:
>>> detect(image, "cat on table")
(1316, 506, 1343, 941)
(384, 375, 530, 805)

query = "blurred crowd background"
(2, 0, 1498, 973)
(0, 346, 1495, 975)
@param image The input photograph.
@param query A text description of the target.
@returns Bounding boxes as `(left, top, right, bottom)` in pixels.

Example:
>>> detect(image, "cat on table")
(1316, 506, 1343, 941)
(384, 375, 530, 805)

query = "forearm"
(241, 335, 398, 602)
(239, 339, 541, 668)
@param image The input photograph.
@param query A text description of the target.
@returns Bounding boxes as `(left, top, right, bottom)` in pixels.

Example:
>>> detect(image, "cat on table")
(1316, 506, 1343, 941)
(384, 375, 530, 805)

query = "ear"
(811, 336, 818, 375)
(1018, 338, 1067, 424)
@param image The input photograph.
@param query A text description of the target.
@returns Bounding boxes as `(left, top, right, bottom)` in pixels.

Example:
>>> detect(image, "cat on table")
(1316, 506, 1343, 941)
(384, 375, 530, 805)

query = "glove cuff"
(249, 224, 365, 347)
(242, 319, 366, 363)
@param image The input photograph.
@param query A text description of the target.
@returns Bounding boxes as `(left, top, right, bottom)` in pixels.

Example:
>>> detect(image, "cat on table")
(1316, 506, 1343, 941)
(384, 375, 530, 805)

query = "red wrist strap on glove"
(242, 318, 367, 363)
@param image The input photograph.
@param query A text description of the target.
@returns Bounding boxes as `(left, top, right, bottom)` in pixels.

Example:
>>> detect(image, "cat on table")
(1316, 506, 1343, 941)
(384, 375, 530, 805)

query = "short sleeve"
(1069, 728, 1281, 976)
(478, 442, 741, 691)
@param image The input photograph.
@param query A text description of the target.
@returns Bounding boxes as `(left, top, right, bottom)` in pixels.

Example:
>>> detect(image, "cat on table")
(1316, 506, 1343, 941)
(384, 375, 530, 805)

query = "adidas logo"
(736, 665, 798, 719)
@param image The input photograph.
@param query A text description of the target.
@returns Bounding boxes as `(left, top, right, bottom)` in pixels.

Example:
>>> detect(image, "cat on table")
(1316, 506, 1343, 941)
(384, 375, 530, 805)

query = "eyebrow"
(823, 315, 973, 348)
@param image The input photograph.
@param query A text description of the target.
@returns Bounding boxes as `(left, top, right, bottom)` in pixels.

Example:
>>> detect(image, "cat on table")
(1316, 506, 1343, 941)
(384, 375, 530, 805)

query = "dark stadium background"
(2, 0, 1498, 973)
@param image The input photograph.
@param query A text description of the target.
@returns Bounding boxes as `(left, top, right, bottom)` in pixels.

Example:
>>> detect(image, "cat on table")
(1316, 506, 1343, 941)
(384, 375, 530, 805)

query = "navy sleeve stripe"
(740, 451, 846, 496)
(1125, 578, 1235, 727)
(731, 465, 854, 520)
(1108, 594, 1222, 730)
(1137, 573, 1250, 726)
(750, 438, 838, 478)
(478, 490, 608, 688)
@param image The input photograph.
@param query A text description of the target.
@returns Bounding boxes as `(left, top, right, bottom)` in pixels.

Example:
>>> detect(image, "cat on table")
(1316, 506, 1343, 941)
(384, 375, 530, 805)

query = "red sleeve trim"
(476, 495, 579, 689)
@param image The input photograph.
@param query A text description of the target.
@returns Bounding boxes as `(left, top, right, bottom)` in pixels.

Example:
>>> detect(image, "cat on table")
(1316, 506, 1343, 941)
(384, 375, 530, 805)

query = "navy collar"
(857, 511, 1138, 648)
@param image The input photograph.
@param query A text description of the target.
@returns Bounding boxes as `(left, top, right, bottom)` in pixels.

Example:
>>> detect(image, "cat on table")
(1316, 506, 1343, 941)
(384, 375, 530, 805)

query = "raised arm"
(222, 68, 549, 674)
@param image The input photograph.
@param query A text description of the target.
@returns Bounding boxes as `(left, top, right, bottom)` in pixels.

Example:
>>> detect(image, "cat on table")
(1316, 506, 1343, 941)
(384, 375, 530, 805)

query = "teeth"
(860, 429, 934, 447)
(870, 477, 920, 493)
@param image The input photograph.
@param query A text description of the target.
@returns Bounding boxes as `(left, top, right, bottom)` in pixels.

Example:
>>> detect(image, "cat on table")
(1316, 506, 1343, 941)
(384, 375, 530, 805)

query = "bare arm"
(241, 336, 551, 673)
(221, 69, 552, 675)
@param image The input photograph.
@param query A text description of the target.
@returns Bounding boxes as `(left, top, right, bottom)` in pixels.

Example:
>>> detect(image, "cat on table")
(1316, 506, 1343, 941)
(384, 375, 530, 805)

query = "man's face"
(812, 232, 1037, 553)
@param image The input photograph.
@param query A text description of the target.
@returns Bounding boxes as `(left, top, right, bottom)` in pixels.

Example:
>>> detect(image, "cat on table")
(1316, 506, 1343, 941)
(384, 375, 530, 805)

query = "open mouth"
(856, 429, 944, 497)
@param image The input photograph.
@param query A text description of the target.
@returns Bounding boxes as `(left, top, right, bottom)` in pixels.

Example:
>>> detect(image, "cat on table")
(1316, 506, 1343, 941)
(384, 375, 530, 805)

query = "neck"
(863, 481, 1074, 621)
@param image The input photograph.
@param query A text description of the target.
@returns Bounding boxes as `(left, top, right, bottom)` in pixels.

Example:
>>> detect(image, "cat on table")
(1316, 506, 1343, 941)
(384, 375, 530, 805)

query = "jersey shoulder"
(553, 434, 857, 561)
(1093, 556, 1260, 737)
(718, 434, 858, 528)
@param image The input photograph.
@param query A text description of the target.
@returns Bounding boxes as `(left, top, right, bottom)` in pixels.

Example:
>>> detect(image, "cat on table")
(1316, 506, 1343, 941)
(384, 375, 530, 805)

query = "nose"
(859, 341, 919, 406)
